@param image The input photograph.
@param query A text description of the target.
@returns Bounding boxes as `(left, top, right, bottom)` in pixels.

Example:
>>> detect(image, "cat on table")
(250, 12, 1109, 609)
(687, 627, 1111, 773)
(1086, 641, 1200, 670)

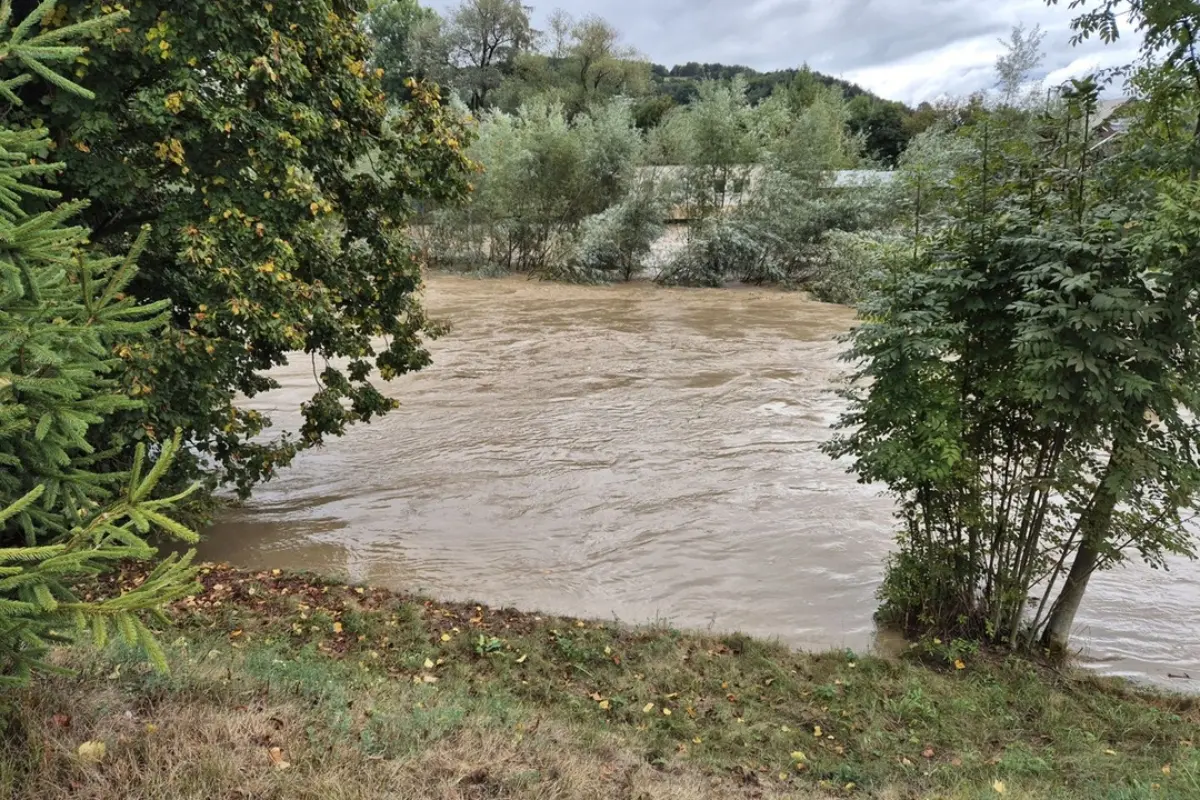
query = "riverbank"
(2, 566, 1195, 800)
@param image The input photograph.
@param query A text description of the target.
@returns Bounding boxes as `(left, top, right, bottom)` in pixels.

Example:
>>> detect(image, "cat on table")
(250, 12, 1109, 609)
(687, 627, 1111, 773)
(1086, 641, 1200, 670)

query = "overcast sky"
(426, 0, 1140, 104)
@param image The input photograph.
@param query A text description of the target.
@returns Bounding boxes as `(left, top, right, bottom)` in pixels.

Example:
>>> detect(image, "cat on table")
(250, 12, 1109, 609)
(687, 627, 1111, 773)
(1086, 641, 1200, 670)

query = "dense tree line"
(366, 0, 931, 164)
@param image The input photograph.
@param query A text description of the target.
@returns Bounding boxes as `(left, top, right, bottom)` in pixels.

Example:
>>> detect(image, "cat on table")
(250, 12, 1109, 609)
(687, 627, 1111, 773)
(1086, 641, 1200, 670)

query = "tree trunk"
(1041, 461, 1121, 656)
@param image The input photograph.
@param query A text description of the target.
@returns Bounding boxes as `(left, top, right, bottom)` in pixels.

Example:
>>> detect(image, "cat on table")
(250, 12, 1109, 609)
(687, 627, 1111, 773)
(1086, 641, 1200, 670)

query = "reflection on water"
(203, 276, 1200, 687)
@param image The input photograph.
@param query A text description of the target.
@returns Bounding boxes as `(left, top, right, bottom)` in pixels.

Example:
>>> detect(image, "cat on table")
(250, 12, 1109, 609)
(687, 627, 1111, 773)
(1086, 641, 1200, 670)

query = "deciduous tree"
(9, 0, 474, 498)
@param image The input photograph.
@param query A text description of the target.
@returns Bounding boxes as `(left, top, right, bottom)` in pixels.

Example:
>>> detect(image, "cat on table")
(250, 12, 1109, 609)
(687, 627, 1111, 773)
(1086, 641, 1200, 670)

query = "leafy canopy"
(9, 0, 475, 497)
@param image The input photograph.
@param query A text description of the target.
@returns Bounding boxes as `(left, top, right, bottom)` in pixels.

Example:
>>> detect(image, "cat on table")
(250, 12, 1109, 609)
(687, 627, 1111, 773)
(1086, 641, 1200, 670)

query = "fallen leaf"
(575, 621, 585, 628)
(951, 757, 963, 767)
(791, 751, 806, 762)
(590, 692, 603, 702)
(422, 675, 438, 684)
(516, 654, 527, 664)
(77, 740, 106, 764)
(643, 703, 655, 713)
(599, 700, 610, 710)
(844, 782, 856, 790)
(332, 622, 343, 634)
(992, 779, 1006, 794)
(813, 725, 822, 737)
(272, 569, 281, 576)
(440, 633, 451, 642)
(693, 737, 703, 744)
(779, 772, 788, 781)
(1105, 749, 1118, 756)
(662, 708, 672, 716)
(268, 747, 290, 770)
(424, 658, 435, 669)
(1162, 764, 1172, 776)
(604, 646, 612, 655)
(923, 747, 935, 759)
(354, 587, 364, 595)
(955, 659, 966, 670)
(230, 629, 244, 638)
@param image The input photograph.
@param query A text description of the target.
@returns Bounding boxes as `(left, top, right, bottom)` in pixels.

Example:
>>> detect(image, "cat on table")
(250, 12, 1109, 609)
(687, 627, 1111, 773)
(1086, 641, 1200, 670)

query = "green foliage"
(443, 0, 535, 110)
(365, 0, 441, 97)
(826, 63, 1200, 653)
(420, 97, 651, 276)
(8, 0, 474, 497)
(566, 178, 668, 282)
(0, 0, 197, 686)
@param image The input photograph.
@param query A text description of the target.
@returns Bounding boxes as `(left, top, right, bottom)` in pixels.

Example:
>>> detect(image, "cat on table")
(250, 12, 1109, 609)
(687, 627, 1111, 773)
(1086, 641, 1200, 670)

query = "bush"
(656, 218, 759, 287)
(565, 178, 668, 282)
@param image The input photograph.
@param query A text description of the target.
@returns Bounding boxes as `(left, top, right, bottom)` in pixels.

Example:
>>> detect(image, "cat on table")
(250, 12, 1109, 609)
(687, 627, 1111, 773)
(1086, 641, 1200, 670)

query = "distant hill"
(649, 62, 904, 110)
(645, 62, 920, 165)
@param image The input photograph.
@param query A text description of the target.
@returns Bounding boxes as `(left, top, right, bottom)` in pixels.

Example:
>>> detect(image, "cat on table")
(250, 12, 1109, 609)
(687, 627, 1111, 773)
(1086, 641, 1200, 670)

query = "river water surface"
(203, 276, 1200, 686)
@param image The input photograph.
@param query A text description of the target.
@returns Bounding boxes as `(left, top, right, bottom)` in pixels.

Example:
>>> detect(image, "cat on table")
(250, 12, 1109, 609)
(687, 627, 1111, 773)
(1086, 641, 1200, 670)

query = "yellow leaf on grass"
(955, 659, 966, 670)
(790, 751, 806, 762)
(77, 740, 106, 763)
(662, 708, 671, 716)
(993, 780, 1006, 795)
(1105, 749, 1118, 756)
(813, 725, 822, 737)
(643, 703, 655, 713)
(599, 700, 610, 710)
(516, 654, 527, 663)
(332, 622, 343, 634)
(1162, 764, 1171, 776)
(424, 658, 435, 669)
(441, 633, 451, 642)
(693, 737, 702, 744)
(268, 746, 290, 770)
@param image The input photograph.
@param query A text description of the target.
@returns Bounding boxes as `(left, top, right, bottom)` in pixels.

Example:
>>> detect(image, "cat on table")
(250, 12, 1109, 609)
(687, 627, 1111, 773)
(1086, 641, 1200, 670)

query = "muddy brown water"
(203, 276, 1200, 686)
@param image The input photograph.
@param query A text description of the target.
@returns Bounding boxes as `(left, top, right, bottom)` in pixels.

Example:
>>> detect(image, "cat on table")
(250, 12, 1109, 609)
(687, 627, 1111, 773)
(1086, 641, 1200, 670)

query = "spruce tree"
(0, 0, 197, 686)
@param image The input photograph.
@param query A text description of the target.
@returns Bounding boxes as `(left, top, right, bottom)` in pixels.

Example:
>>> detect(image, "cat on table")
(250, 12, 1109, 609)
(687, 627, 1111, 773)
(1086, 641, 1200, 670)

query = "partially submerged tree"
(827, 1, 1200, 655)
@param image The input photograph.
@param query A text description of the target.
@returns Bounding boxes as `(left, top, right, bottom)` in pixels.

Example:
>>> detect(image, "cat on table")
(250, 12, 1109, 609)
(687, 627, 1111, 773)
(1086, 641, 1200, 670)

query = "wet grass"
(0, 566, 1196, 799)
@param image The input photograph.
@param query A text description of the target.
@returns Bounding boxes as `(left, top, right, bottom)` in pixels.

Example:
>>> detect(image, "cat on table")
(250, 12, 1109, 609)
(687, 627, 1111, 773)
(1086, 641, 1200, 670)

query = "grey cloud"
(424, 0, 1141, 103)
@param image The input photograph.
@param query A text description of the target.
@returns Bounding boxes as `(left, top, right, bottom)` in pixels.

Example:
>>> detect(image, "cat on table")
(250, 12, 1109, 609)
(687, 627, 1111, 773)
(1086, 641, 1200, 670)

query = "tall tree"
(9, 0, 475, 499)
(365, 0, 441, 97)
(995, 23, 1046, 106)
(561, 13, 648, 108)
(445, 0, 535, 109)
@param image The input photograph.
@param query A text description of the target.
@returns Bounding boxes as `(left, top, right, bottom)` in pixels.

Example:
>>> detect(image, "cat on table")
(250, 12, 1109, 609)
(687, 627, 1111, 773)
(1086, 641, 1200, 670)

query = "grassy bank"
(0, 567, 1195, 799)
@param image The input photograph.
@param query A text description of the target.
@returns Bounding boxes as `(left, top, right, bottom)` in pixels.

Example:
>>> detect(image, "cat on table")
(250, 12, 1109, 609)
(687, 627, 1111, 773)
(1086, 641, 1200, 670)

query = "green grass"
(0, 566, 1195, 799)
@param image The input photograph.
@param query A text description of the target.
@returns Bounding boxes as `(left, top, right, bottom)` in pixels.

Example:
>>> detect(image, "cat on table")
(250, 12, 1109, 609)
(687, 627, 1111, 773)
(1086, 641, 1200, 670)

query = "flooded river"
(203, 276, 1200, 686)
